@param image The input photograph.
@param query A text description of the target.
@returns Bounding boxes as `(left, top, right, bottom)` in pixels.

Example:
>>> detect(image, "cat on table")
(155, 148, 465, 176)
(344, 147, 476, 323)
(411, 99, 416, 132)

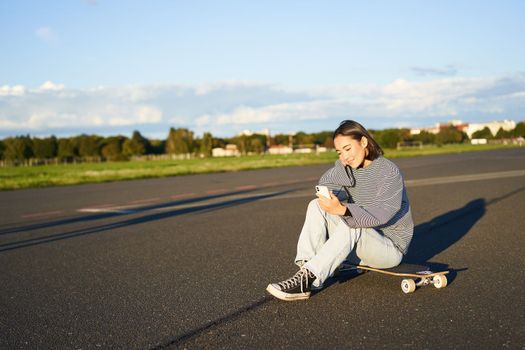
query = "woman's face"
(334, 135, 370, 169)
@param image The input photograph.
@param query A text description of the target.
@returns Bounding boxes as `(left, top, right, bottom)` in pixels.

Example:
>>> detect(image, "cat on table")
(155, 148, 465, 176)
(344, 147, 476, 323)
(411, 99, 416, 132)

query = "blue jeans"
(295, 199, 403, 287)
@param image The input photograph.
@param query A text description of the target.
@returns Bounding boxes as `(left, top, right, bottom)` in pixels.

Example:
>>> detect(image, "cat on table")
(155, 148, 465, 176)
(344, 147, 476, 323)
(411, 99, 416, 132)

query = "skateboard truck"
(400, 272, 448, 293)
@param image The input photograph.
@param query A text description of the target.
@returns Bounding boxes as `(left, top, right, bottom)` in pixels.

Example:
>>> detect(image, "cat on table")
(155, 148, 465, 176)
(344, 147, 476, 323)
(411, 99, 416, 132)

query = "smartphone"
(315, 185, 331, 198)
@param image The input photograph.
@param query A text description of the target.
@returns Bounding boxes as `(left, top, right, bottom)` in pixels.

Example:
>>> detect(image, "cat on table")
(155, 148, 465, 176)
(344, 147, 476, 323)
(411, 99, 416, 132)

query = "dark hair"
(333, 120, 383, 160)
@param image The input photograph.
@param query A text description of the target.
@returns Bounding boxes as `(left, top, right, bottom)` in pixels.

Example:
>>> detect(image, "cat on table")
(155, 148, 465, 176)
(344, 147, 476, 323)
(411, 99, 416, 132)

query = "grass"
(384, 143, 520, 158)
(0, 143, 521, 191)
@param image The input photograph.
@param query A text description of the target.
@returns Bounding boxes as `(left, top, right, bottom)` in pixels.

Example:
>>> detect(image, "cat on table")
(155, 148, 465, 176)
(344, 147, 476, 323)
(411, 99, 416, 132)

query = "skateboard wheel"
(401, 279, 416, 294)
(433, 274, 448, 289)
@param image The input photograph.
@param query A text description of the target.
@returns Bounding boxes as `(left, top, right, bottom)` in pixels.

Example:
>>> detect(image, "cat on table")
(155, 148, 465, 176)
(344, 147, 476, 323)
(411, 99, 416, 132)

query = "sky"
(1, 0, 525, 139)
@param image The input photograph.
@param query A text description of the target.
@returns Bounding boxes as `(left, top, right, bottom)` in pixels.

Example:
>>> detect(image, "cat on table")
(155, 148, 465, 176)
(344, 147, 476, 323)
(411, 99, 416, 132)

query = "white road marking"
(77, 208, 135, 214)
(21, 210, 64, 219)
(405, 169, 525, 187)
(75, 169, 525, 213)
(130, 197, 160, 204)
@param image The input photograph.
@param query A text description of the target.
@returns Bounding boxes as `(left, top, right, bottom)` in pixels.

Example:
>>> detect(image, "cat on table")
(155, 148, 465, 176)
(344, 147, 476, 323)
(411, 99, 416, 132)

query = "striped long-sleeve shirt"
(319, 156, 413, 254)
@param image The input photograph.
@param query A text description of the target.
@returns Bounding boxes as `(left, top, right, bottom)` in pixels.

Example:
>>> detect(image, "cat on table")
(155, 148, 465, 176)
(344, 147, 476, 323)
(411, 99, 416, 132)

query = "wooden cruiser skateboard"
(338, 263, 449, 294)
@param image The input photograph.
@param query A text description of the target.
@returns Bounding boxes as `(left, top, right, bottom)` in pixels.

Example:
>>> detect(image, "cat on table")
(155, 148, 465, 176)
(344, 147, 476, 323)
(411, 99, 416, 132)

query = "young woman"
(267, 120, 413, 301)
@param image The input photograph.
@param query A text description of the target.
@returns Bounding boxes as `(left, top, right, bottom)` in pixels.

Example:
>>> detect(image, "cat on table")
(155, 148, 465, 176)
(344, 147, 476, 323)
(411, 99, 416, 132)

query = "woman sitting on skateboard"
(267, 120, 414, 301)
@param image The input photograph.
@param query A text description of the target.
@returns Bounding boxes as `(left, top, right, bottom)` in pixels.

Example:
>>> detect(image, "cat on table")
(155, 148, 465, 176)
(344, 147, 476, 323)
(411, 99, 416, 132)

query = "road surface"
(1, 148, 524, 349)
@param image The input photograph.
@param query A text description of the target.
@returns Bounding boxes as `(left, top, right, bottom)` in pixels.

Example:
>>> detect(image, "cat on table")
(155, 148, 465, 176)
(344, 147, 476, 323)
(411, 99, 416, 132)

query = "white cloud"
(0, 119, 19, 129)
(194, 80, 268, 96)
(215, 100, 332, 126)
(28, 112, 79, 129)
(195, 115, 211, 126)
(0, 85, 26, 96)
(498, 91, 525, 100)
(39, 81, 65, 92)
(1, 75, 524, 138)
(99, 104, 163, 126)
(136, 105, 162, 123)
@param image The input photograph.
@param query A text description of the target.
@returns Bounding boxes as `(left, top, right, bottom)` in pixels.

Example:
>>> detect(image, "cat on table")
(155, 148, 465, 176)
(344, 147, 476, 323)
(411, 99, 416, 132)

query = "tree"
(165, 128, 194, 155)
(123, 130, 149, 157)
(322, 136, 334, 148)
(149, 139, 165, 155)
(212, 138, 227, 149)
(32, 136, 58, 159)
(514, 122, 525, 138)
(250, 137, 264, 154)
(307, 131, 334, 148)
(311, 131, 333, 146)
(100, 136, 126, 161)
(471, 127, 493, 140)
(231, 135, 249, 155)
(495, 127, 512, 139)
(375, 129, 406, 149)
(3, 136, 33, 161)
(412, 130, 436, 145)
(199, 132, 213, 157)
(272, 134, 291, 146)
(78, 135, 102, 158)
(436, 126, 468, 145)
(294, 132, 314, 147)
(57, 138, 78, 159)
(0, 140, 5, 160)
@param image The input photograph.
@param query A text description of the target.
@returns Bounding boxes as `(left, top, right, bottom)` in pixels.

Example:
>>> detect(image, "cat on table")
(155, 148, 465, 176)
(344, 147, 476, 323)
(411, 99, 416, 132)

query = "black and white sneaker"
(266, 268, 317, 301)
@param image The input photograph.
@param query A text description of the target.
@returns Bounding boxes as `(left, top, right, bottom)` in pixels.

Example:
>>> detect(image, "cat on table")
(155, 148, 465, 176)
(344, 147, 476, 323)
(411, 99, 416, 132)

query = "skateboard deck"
(338, 263, 449, 293)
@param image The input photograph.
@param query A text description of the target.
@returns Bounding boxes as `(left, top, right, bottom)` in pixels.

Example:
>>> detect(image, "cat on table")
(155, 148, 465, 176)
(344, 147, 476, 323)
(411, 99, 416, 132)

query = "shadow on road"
(404, 184, 525, 282)
(149, 296, 274, 350)
(0, 186, 279, 236)
(0, 189, 295, 252)
(324, 197, 489, 288)
(148, 196, 494, 348)
(152, 185, 525, 349)
(402, 198, 486, 283)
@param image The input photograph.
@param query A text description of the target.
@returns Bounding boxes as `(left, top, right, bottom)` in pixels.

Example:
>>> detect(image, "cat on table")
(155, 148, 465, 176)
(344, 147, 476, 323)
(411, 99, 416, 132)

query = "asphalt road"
(1, 148, 525, 349)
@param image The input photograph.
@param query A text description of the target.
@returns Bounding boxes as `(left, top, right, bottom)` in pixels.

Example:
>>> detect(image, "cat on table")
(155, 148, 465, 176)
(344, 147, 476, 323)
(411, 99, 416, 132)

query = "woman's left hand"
(316, 191, 347, 216)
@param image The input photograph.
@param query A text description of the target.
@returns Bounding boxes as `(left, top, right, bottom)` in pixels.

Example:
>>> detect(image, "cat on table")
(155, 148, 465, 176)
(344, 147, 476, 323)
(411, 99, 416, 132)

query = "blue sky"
(1, 0, 524, 138)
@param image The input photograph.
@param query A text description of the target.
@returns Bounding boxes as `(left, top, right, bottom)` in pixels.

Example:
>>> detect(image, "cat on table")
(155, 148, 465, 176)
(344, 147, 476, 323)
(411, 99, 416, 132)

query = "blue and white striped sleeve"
(319, 160, 354, 192)
(342, 166, 404, 228)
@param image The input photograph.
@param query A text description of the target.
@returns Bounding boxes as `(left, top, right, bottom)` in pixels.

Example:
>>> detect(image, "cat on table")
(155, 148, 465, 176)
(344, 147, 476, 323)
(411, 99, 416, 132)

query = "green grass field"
(0, 143, 520, 190)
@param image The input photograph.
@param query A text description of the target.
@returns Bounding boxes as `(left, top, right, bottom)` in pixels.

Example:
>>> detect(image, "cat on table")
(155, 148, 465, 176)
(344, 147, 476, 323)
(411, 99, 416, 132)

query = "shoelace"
(277, 268, 311, 293)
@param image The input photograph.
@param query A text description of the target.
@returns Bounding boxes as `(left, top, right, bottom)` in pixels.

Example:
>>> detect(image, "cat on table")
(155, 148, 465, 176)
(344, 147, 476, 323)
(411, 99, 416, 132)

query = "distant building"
(212, 144, 241, 157)
(443, 120, 469, 133)
(471, 138, 488, 145)
(411, 119, 517, 138)
(464, 120, 516, 138)
(410, 123, 440, 135)
(315, 146, 328, 154)
(268, 145, 293, 155)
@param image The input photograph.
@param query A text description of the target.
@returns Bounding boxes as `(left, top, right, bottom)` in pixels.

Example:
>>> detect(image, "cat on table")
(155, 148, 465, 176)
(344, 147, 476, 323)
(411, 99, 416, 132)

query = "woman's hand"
(316, 191, 347, 216)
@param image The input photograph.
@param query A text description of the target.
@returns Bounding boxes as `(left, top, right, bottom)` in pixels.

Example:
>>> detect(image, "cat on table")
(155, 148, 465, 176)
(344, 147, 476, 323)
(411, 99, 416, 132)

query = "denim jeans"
(295, 199, 403, 287)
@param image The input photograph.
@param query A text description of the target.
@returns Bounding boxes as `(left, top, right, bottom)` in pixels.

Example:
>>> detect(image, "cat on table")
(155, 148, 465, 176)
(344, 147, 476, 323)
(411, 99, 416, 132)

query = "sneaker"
(295, 260, 307, 268)
(266, 268, 317, 301)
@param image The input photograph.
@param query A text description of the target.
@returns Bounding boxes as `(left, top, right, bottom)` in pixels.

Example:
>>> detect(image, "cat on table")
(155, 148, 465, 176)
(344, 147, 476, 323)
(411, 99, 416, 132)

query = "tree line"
(1, 122, 524, 165)
(372, 122, 525, 149)
(0, 128, 335, 164)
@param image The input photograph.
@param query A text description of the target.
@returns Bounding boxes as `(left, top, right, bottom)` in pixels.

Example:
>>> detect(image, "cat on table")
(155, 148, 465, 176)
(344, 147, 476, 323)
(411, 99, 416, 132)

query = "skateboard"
(338, 263, 449, 294)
